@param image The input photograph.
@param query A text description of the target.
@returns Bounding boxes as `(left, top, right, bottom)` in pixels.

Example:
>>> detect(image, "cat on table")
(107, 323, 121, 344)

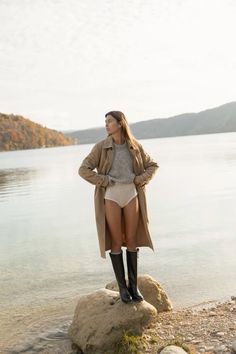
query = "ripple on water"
(8, 322, 73, 354)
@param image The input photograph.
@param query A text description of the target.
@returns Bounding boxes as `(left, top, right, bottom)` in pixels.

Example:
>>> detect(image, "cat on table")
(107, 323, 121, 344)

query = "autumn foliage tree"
(0, 113, 78, 151)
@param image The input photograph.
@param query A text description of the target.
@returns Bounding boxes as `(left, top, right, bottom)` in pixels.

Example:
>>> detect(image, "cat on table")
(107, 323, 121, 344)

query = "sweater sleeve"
(78, 143, 110, 188)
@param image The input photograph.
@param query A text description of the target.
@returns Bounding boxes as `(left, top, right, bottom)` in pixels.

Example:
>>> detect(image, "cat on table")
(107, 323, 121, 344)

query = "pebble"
(216, 332, 225, 337)
(209, 311, 217, 316)
(185, 336, 194, 341)
(167, 335, 175, 340)
(205, 346, 214, 351)
(217, 344, 227, 349)
(211, 331, 219, 335)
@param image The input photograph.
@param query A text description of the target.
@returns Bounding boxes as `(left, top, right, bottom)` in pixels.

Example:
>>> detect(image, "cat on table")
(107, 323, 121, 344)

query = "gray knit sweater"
(107, 140, 136, 184)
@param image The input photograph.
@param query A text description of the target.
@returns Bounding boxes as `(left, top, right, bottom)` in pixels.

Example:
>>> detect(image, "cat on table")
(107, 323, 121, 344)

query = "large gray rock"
(160, 345, 188, 354)
(68, 288, 157, 354)
(105, 274, 172, 312)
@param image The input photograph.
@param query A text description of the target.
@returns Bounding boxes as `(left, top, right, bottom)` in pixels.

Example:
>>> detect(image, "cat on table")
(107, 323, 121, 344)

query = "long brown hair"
(105, 111, 140, 152)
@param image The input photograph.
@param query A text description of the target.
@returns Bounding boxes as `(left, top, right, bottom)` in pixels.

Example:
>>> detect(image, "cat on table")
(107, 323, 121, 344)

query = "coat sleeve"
(134, 143, 159, 186)
(78, 143, 110, 188)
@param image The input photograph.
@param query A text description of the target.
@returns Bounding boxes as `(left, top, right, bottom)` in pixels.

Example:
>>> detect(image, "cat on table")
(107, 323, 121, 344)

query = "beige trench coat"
(78, 135, 159, 258)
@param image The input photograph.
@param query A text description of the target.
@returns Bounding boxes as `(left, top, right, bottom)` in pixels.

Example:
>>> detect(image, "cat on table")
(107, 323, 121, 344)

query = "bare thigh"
(123, 196, 139, 250)
(104, 199, 123, 252)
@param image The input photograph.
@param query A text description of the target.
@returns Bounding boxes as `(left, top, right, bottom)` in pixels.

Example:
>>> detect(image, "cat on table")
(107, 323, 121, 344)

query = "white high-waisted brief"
(104, 182, 138, 208)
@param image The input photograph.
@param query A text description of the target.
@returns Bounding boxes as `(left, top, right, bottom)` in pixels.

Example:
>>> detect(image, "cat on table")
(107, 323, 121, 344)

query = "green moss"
(114, 330, 148, 354)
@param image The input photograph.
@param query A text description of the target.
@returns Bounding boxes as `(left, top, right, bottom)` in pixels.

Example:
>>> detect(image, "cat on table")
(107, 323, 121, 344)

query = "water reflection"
(0, 168, 38, 200)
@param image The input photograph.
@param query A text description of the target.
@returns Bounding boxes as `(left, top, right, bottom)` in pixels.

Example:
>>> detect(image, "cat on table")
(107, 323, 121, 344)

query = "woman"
(78, 111, 159, 304)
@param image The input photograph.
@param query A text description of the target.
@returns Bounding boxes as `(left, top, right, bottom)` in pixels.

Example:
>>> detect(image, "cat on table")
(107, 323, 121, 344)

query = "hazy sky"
(0, 0, 235, 131)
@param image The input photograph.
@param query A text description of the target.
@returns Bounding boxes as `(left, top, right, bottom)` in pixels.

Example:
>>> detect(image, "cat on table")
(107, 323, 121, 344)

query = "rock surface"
(160, 344, 189, 354)
(105, 273, 172, 312)
(68, 288, 157, 354)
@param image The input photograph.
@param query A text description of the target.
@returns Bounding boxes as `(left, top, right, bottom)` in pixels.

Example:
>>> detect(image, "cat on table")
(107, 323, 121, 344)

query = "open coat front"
(78, 135, 159, 258)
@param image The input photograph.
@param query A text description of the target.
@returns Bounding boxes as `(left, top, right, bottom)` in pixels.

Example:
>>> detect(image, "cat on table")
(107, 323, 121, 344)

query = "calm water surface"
(1, 132, 236, 353)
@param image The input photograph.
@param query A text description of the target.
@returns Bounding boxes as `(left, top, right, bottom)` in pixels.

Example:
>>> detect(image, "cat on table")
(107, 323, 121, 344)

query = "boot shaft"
(126, 248, 138, 285)
(109, 250, 127, 288)
(109, 250, 133, 303)
(126, 248, 144, 302)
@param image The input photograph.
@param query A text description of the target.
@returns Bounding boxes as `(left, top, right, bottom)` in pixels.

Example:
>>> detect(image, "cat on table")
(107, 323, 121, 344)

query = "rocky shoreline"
(6, 294, 236, 354)
(142, 296, 236, 354)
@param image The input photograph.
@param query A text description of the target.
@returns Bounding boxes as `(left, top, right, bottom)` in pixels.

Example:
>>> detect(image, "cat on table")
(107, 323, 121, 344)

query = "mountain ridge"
(64, 101, 236, 143)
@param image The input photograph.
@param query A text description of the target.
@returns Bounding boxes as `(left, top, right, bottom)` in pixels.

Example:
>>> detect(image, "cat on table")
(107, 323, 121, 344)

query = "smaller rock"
(185, 336, 194, 342)
(159, 345, 189, 354)
(166, 335, 175, 340)
(192, 339, 202, 344)
(216, 332, 225, 337)
(214, 344, 227, 353)
(106, 274, 172, 312)
(211, 330, 219, 336)
(205, 345, 214, 351)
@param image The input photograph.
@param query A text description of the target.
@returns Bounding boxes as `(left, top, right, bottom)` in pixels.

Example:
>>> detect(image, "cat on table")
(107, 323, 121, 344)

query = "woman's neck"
(112, 134, 125, 145)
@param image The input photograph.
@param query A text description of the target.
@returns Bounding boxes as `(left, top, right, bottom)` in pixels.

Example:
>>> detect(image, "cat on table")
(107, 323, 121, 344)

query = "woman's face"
(105, 115, 121, 135)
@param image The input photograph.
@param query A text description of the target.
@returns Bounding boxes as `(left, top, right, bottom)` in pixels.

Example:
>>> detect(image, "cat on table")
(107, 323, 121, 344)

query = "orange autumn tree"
(0, 113, 78, 151)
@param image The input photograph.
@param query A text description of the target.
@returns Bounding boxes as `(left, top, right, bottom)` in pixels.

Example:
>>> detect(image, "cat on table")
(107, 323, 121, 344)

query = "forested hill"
(65, 101, 236, 144)
(0, 113, 78, 152)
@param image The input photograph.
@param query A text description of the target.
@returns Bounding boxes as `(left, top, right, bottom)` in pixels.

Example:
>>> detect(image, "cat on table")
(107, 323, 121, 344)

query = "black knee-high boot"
(126, 248, 144, 302)
(109, 250, 133, 303)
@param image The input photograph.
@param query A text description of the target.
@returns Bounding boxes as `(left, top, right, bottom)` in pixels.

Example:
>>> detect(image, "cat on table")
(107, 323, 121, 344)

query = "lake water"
(1, 132, 236, 353)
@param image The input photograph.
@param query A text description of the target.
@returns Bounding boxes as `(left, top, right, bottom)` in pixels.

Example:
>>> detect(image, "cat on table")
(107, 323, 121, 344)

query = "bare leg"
(123, 196, 139, 250)
(104, 199, 123, 252)
(105, 199, 133, 303)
